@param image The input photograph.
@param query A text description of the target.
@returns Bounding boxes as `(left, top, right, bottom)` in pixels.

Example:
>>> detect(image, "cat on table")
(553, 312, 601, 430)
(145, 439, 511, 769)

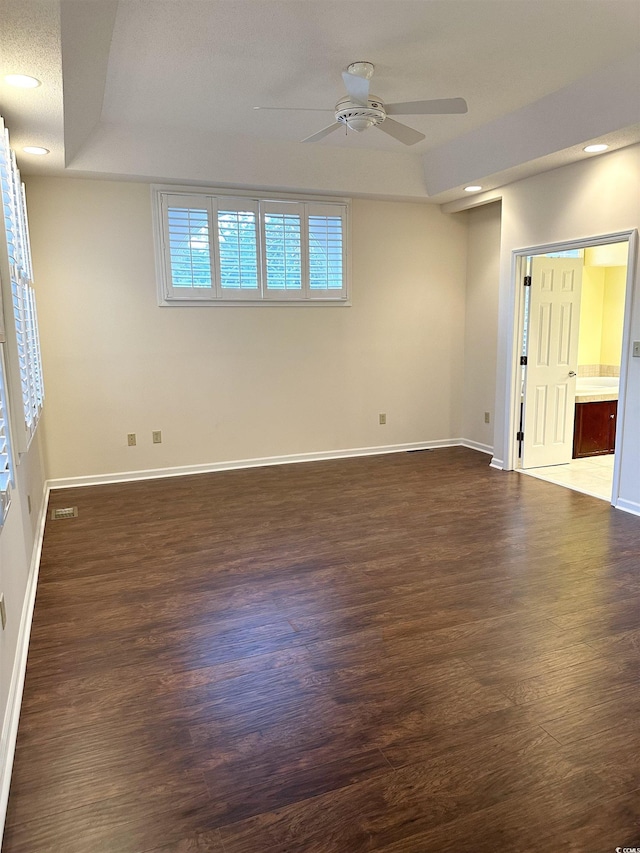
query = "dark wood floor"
(3, 447, 640, 852)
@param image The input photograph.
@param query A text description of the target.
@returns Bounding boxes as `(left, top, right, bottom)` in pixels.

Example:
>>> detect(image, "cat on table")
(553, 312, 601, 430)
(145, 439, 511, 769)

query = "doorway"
(511, 234, 634, 505)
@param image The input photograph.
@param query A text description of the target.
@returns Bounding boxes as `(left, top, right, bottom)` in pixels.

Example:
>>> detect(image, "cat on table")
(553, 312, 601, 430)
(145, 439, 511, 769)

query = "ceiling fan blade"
(385, 98, 468, 116)
(377, 118, 425, 146)
(254, 106, 333, 112)
(342, 71, 370, 106)
(301, 122, 342, 143)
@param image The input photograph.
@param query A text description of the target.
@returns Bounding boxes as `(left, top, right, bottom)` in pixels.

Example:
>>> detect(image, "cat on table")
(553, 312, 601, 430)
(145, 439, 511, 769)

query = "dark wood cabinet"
(573, 400, 617, 458)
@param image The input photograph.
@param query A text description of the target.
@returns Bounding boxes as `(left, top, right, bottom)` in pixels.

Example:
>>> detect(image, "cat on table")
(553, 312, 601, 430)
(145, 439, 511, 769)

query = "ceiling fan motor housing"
(335, 96, 386, 132)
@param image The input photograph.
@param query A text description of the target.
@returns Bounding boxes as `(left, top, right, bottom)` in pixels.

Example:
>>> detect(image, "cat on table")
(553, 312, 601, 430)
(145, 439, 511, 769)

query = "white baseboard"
(460, 439, 493, 456)
(47, 439, 470, 490)
(489, 456, 505, 470)
(613, 497, 640, 516)
(0, 484, 50, 843)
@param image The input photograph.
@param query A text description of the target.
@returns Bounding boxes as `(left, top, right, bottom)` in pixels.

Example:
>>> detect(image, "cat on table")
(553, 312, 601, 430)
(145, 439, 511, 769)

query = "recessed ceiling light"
(583, 144, 609, 154)
(464, 185, 482, 192)
(4, 74, 41, 89)
(22, 146, 50, 156)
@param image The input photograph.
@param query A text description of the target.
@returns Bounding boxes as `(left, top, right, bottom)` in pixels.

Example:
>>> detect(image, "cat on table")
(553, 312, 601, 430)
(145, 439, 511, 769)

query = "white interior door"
(521, 257, 583, 468)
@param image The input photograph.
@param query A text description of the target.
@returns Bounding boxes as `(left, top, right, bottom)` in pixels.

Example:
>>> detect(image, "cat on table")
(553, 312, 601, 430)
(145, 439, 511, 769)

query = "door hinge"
(523, 276, 531, 287)
(516, 431, 524, 441)
(520, 356, 528, 366)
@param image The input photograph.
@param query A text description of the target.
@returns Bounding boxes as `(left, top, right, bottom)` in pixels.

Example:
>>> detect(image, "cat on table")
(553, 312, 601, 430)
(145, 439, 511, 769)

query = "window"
(154, 188, 349, 304)
(0, 350, 12, 521)
(0, 115, 44, 459)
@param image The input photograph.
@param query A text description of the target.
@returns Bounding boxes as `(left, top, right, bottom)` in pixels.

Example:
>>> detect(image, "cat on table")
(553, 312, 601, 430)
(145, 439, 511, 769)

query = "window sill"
(158, 298, 351, 308)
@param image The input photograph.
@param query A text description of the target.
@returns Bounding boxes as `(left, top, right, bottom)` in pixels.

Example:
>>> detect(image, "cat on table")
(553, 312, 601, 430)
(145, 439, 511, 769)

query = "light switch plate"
(633, 341, 640, 358)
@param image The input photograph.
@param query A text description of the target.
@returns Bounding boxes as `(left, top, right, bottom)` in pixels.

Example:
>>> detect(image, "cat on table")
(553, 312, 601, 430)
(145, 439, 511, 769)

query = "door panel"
(522, 257, 583, 468)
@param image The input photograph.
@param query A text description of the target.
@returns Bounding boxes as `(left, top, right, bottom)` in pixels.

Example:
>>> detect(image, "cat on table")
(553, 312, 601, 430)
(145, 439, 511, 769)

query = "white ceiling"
(1, 0, 639, 202)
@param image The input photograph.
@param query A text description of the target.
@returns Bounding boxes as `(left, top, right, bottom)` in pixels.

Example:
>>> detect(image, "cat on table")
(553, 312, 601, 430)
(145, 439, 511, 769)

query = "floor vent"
(51, 507, 78, 520)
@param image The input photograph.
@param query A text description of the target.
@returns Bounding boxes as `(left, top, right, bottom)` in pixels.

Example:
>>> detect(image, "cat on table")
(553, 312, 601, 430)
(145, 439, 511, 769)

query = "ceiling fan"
(254, 61, 468, 146)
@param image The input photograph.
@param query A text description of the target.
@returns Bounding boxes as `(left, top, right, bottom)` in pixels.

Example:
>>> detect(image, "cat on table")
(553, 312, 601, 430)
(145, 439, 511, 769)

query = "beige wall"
(25, 178, 469, 481)
(0, 427, 46, 810)
(462, 201, 501, 451)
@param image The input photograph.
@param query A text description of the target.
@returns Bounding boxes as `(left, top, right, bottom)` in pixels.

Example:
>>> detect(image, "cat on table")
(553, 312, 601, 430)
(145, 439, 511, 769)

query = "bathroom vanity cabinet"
(573, 400, 617, 458)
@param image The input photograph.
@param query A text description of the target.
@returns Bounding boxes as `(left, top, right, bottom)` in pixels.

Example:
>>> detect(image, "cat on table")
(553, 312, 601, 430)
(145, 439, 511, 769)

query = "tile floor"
(520, 454, 614, 502)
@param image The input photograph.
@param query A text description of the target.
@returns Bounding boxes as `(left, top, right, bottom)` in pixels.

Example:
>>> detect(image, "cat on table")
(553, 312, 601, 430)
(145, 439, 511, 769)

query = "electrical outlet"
(127, 433, 136, 447)
(379, 413, 386, 425)
(152, 430, 162, 444)
(0, 594, 6, 630)
(484, 412, 491, 424)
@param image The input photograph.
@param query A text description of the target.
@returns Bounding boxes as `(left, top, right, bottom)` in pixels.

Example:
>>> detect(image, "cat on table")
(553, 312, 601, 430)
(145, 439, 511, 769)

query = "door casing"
(504, 230, 637, 507)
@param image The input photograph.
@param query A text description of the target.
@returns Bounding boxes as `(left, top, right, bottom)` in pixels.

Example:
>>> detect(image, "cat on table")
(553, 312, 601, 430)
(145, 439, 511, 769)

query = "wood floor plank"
(540, 690, 640, 745)
(4, 447, 640, 852)
(217, 727, 602, 853)
(586, 626, 640, 662)
(141, 832, 226, 853)
(371, 776, 635, 853)
(492, 655, 628, 705)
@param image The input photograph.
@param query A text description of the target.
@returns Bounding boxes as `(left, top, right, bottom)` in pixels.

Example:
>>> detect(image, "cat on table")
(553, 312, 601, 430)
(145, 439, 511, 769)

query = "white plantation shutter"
(0, 348, 13, 520)
(154, 188, 349, 304)
(10, 150, 28, 272)
(0, 123, 11, 519)
(27, 285, 44, 409)
(216, 198, 259, 297)
(11, 273, 30, 425)
(262, 201, 303, 297)
(0, 129, 18, 274)
(0, 114, 44, 457)
(161, 194, 215, 299)
(20, 183, 34, 282)
(307, 203, 346, 298)
(7, 270, 42, 443)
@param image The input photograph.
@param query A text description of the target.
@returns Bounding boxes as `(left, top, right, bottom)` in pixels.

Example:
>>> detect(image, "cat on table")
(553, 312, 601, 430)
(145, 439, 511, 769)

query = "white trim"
(47, 439, 468, 490)
(489, 458, 505, 470)
(611, 230, 638, 506)
(512, 231, 636, 260)
(152, 184, 350, 206)
(460, 439, 493, 455)
(0, 482, 49, 845)
(441, 189, 504, 215)
(613, 498, 640, 517)
(502, 230, 637, 511)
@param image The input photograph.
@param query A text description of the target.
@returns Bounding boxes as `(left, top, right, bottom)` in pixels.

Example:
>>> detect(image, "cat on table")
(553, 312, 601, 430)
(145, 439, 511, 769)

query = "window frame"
(152, 185, 350, 306)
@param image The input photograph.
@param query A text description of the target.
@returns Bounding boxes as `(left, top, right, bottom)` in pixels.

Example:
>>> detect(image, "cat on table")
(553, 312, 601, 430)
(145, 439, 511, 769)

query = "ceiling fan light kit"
(256, 60, 468, 146)
(345, 61, 375, 80)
